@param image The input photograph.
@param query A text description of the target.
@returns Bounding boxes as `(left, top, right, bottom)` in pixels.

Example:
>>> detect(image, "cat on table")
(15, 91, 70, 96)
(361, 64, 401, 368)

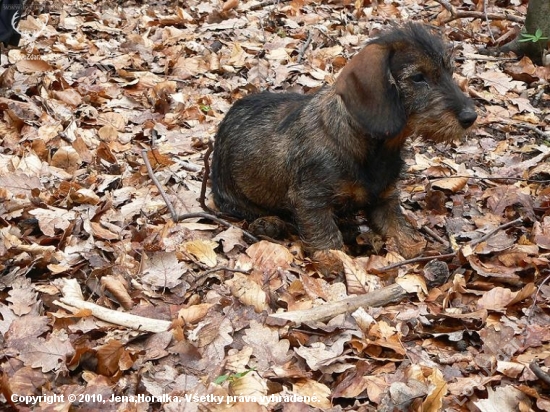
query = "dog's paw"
(391, 228, 427, 259)
(311, 249, 345, 277)
(249, 216, 289, 240)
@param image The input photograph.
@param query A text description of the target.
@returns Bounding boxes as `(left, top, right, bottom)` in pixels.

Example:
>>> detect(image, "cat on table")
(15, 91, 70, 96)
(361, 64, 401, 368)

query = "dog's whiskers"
(211, 22, 477, 259)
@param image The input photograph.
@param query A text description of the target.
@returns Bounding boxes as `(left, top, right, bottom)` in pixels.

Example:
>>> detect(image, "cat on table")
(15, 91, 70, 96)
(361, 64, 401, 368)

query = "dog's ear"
(335, 43, 407, 139)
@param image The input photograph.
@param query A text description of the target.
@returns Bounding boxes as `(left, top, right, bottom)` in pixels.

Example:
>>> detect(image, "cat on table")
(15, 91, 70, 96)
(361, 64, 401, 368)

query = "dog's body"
(211, 23, 477, 257)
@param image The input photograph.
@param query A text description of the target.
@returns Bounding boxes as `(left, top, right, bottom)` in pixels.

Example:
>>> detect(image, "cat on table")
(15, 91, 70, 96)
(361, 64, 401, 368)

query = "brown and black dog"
(211, 23, 477, 258)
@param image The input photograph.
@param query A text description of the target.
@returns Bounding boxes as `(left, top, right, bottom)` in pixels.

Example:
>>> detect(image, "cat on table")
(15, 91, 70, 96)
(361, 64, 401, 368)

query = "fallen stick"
(54, 278, 171, 333)
(268, 259, 450, 324)
(140, 147, 259, 243)
(267, 283, 409, 324)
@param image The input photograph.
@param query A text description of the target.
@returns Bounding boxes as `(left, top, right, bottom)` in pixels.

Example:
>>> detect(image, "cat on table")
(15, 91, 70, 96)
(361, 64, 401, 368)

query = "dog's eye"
(411, 73, 427, 84)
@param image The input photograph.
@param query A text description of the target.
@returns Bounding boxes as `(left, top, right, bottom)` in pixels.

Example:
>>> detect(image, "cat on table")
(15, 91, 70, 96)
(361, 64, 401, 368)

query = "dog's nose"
(458, 109, 477, 128)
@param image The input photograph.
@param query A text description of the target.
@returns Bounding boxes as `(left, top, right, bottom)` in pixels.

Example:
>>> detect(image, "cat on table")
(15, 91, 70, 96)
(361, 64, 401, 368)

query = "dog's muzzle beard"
(406, 96, 477, 144)
(210, 22, 478, 260)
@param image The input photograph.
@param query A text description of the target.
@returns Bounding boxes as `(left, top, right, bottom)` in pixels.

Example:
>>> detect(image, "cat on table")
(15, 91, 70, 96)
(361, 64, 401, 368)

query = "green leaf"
(214, 374, 230, 385)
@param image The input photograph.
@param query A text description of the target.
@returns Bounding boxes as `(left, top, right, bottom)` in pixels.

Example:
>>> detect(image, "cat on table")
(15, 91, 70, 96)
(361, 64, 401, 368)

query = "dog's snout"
(458, 109, 477, 129)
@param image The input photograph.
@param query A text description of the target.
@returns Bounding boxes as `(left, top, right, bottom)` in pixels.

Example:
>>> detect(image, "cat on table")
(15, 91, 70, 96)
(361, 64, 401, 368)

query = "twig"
(432, 1, 524, 24)
(378, 252, 457, 272)
(200, 140, 215, 213)
(175, 212, 259, 243)
(454, 56, 518, 62)
(483, 0, 496, 43)
(469, 217, 523, 247)
(141, 149, 178, 221)
(377, 217, 524, 272)
(435, 0, 452, 12)
(179, 160, 202, 173)
(501, 120, 550, 141)
(422, 226, 449, 246)
(268, 283, 409, 324)
(420, 174, 550, 184)
(268, 265, 452, 324)
(443, 10, 524, 24)
(442, 11, 525, 24)
(248, 0, 290, 11)
(142, 147, 259, 243)
(297, 30, 313, 64)
(530, 361, 550, 386)
(529, 273, 550, 319)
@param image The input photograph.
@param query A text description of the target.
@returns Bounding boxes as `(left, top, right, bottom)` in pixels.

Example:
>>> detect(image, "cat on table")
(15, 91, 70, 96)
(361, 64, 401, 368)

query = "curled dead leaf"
(70, 188, 100, 205)
(292, 379, 332, 409)
(226, 273, 267, 313)
(51, 146, 82, 173)
(178, 303, 213, 324)
(246, 241, 294, 272)
(222, 0, 239, 11)
(395, 274, 428, 300)
(228, 371, 268, 402)
(183, 240, 218, 268)
(431, 176, 468, 192)
(15, 58, 54, 73)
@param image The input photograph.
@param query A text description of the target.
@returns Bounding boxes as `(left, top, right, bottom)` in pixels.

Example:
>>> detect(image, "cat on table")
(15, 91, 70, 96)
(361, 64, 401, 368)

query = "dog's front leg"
(292, 201, 346, 275)
(366, 186, 426, 258)
(295, 205, 344, 252)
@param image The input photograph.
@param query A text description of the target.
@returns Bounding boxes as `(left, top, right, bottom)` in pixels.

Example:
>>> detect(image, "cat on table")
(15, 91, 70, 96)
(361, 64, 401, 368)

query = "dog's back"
(212, 91, 313, 220)
(211, 23, 476, 256)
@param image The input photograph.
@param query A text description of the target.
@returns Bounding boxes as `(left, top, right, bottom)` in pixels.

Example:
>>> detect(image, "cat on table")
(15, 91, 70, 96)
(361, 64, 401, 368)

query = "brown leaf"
(226, 272, 268, 312)
(474, 386, 530, 412)
(89, 221, 119, 240)
(422, 367, 447, 412)
(19, 330, 75, 373)
(96, 340, 125, 376)
(54, 89, 83, 106)
(213, 226, 246, 253)
(142, 252, 187, 289)
(29, 207, 76, 237)
(292, 379, 332, 409)
(183, 240, 218, 268)
(0, 172, 42, 195)
(242, 321, 291, 370)
(51, 146, 82, 172)
(477, 283, 536, 310)
(332, 250, 381, 295)
(228, 371, 268, 401)
(395, 274, 428, 300)
(431, 176, 468, 192)
(245, 241, 294, 272)
(222, 0, 239, 11)
(533, 216, 550, 249)
(100, 276, 133, 310)
(70, 188, 100, 205)
(178, 303, 213, 324)
(15, 59, 54, 73)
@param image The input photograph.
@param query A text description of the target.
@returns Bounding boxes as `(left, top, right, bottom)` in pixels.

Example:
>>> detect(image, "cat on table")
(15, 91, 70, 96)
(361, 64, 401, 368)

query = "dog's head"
(335, 23, 477, 144)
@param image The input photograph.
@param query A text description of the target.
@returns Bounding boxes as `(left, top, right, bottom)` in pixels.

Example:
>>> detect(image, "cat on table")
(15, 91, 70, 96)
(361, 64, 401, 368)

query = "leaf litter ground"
(0, 0, 549, 411)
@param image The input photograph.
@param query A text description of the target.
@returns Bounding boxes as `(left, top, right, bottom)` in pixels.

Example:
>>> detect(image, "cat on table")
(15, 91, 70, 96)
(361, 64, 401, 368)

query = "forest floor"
(1, 0, 550, 411)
